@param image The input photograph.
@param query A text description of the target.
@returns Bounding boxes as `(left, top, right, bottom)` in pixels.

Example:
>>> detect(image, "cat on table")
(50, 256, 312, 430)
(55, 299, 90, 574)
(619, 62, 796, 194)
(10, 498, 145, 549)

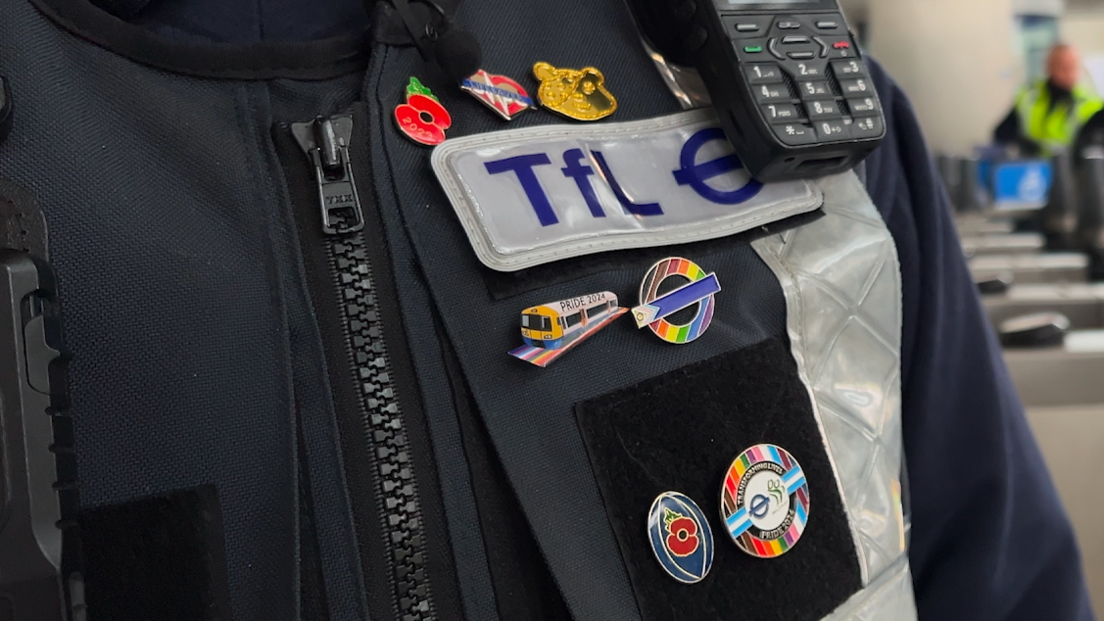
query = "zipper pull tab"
(292, 115, 365, 235)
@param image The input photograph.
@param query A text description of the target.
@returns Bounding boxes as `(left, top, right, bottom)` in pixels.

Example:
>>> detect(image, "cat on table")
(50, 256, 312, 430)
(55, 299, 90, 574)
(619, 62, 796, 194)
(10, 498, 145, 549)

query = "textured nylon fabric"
(754, 171, 915, 616)
(364, 7, 788, 618)
(0, 2, 366, 619)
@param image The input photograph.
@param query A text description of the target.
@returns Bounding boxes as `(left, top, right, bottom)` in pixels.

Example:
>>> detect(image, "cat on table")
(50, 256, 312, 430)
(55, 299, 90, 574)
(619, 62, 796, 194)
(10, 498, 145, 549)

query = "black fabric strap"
(79, 486, 233, 621)
(0, 178, 49, 259)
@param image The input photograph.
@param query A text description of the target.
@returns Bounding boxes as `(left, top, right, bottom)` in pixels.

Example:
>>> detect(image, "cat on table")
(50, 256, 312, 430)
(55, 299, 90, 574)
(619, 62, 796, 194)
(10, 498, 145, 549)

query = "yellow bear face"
(533, 62, 617, 122)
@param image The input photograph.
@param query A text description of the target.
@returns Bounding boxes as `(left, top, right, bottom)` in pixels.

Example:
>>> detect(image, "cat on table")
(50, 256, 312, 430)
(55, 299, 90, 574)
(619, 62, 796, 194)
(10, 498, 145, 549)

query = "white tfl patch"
(431, 109, 823, 272)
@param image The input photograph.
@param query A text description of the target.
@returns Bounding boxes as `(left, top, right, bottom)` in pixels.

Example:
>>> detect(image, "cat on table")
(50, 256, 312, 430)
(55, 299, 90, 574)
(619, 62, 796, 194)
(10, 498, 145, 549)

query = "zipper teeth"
(326, 234, 437, 621)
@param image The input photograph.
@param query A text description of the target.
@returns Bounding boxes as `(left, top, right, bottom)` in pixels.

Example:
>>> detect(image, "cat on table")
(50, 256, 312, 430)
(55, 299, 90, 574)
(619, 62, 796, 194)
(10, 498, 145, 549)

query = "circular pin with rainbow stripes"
(720, 444, 810, 558)
(632, 257, 720, 345)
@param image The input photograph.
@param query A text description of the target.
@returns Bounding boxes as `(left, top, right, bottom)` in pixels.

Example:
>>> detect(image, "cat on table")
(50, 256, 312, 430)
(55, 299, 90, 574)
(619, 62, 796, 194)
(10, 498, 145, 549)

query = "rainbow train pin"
(509, 291, 627, 368)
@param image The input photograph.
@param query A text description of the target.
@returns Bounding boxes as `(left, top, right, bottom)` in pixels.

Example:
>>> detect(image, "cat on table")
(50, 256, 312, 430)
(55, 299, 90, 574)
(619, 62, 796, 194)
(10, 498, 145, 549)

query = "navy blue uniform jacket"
(97, 0, 1099, 617)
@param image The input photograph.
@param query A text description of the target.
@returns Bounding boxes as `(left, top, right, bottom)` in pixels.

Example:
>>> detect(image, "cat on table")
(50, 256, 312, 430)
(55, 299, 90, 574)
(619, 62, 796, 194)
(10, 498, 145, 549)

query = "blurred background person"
(994, 43, 1104, 156)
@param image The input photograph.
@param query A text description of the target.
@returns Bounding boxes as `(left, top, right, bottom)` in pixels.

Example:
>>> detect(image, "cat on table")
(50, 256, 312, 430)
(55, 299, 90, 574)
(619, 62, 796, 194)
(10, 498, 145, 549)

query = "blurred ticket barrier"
(983, 283, 1104, 330)
(940, 150, 1054, 213)
(1006, 329, 1104, 407)
(961, 233, 1044, 257)
(970, 252, 1089, 285)
(955, 216, 1015, 236)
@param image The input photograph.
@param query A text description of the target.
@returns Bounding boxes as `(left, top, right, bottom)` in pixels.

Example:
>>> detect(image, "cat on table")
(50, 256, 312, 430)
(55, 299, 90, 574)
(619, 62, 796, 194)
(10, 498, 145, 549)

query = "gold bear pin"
(532, 62, 618, 122)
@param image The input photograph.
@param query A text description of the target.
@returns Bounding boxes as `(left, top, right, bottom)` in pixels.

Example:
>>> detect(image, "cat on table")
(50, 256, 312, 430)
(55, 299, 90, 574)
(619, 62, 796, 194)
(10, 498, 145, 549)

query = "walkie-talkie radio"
(627, 0, 885, 182)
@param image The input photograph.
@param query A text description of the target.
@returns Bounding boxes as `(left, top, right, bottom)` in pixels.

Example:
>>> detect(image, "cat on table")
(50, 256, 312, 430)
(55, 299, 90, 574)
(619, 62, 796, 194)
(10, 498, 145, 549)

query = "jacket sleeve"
(865, 59, 1096, 621)
(993, 106, 1021, 144)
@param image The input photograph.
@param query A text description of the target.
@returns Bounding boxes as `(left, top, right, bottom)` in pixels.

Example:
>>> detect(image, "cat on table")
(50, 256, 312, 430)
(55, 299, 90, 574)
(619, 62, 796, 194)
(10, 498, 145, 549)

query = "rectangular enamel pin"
(509, 292, 627, 367)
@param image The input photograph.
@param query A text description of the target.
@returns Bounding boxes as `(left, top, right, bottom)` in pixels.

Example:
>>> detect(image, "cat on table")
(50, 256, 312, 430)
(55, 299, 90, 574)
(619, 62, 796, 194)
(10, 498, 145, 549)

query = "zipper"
(291, 115, 437, 621)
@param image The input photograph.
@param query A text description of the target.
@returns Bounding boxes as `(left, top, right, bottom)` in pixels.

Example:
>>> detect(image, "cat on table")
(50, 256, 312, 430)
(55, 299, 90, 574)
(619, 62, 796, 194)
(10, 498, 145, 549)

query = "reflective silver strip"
(753, 172, 915, 618)
(823, 558, 917, 620)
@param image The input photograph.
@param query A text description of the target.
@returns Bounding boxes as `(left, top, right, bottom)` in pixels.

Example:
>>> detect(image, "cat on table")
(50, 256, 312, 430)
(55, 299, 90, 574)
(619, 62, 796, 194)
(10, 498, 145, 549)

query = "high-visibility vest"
(1016, 80, 1104, 154)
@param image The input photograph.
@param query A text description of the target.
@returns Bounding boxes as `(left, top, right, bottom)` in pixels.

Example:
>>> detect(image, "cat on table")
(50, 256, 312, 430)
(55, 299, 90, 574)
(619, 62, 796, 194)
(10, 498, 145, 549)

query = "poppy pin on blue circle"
(647, 492, 714, 584)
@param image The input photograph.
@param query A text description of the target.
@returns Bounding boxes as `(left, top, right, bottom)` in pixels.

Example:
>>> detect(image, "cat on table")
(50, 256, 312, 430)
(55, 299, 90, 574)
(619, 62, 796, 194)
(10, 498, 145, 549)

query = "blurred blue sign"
(977, 159, 1053, 210)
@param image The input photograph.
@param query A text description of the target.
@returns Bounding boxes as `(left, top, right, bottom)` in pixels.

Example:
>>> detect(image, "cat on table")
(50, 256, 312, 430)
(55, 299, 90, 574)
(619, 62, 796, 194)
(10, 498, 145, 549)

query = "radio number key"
(762, 103, 800, 123)
(839, 77, 872, 95)
(798, 81, 833, 100)
(820, 37, 856, 58)
(788, 60, 827, 81)
(805, 100, 841, 120)
(831, 59, 866, 78)
(815, 120, 851, 141)
(745, 63, 784, 84)
(774, 123, 817, 146)
(848, 96, 881, 116)
(850, 115, 884, 138)
(754, 83, 790, 103)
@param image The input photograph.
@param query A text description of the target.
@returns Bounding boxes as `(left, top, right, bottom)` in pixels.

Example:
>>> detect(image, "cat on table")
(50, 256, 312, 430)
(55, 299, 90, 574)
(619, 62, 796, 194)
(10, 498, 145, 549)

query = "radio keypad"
(728, 13, 882, 146)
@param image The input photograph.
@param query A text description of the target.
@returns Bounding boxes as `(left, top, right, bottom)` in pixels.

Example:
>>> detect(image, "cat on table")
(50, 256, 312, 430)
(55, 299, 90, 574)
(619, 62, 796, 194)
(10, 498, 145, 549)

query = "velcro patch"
(431, 109, 823, 272)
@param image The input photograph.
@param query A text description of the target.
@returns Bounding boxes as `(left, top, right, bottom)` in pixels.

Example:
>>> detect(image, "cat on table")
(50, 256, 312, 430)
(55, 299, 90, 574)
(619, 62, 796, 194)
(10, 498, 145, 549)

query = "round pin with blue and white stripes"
(720, 444, 810, 558)
(647, 492, 714, 583)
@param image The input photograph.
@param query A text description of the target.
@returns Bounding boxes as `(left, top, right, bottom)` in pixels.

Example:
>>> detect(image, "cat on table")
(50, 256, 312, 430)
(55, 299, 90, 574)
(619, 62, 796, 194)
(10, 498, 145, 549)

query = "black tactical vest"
(0, 0, 912, 619)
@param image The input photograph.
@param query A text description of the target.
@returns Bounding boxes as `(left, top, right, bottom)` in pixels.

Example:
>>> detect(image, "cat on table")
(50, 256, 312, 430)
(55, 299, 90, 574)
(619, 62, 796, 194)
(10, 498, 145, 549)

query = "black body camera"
(627, 0, 886, 182)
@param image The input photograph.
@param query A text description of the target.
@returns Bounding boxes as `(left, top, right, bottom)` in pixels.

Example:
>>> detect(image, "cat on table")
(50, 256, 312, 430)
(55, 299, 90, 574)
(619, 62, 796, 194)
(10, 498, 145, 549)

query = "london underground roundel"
(720, 444, 810, 558)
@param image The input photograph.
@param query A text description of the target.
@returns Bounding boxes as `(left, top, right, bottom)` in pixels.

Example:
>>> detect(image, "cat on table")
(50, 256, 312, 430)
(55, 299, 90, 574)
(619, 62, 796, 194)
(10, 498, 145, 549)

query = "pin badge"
(648, 492, 714, 584)
(720, 444, 810, 558)
(395, 77, 452, 146)
(632, 258, 720, 345)
(461, 69, 533, 121)
(532, 62, 617, 122)
(509, 291, 627, 367)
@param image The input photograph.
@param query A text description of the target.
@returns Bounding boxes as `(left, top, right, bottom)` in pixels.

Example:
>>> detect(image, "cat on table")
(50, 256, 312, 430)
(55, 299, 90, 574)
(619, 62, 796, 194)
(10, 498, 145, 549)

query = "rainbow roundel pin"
(720, 444, 810, 559)
(632, 258, 720, 345)
(647, 492, 714, 584)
